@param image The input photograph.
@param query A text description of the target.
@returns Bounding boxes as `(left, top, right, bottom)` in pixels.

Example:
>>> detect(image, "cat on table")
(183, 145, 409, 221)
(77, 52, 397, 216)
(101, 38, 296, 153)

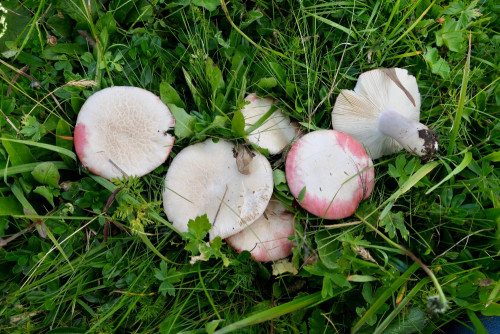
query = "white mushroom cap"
(226, 197, 295, 262)
(331, 68, 438, 160)
(163, 139, 273, 240)
(242, 93, 298, 154)
(286, 130, 374, 220)
(74, 86, 175, 179)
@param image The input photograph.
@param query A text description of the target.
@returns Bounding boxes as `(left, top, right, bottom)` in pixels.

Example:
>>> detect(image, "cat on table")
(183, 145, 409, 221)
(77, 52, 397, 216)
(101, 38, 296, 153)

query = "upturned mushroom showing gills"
(163, 139, 273, 240)
(74, 86, 175, 179)
(226, 197, 295, 262)
(286, 130, 374, 220)
(242, 93, 298, 154)
(331, 68, 439, 161)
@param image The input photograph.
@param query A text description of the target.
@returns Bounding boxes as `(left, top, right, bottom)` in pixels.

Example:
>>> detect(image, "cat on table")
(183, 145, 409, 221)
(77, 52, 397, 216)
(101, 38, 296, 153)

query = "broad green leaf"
(315, 230, 340, 270)
(160, 82, 186, 109)
(169, 104, 195, 139)
(32, 162, 60, 188)
(435, 18, 464, 52)
(240, 10, 263, 29)
(33, 186, 55, 207)
(347, 275, 377, 282)
(380, 211, 409, 240)
(271, 259, 298, 275)
(0, 195, 23, 215)
(424, 47, 450, 79)
(206, 57, 224, 95)
(329, 273, 351, 288)
(297, 186, 307, 203)
(269, 62, 286, 85)
(183, 215, 212, 254)
(1, 134, 36, 166)
(43, 43, 87, 60)
(99, 27, 109, 50)
(192, 0, 220, 11)
(273, 169, 289, 192)
(20, 115, 46, 141)
(231, 109, 246, 138)
(481, 303, 500, 316)
(96, 12, 117, 34)
(257, 77, 277, 90)
(159, 281, 175, 297)
(482, 151, 500, 162)
(187, 214, 211, 240)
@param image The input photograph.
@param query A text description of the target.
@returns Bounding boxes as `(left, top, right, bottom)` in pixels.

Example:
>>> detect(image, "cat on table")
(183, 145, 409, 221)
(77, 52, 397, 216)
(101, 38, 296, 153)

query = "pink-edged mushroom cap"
(226, 197, 296, 262)
(331, 68, 439, 161)
(163, 139, 273, 240)
(74, 86, 175, 179)
(242, 93, 298, 154)
(286, 130, 374, 220)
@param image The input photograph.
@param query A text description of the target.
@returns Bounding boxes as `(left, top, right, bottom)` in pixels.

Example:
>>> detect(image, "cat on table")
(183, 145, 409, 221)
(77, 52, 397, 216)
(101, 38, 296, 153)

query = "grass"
(0, 0, 499, 333)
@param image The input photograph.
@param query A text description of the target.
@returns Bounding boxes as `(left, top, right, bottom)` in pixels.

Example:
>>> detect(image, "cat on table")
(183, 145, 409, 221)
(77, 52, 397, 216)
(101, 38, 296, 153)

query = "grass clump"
(0, 0, 499, 333)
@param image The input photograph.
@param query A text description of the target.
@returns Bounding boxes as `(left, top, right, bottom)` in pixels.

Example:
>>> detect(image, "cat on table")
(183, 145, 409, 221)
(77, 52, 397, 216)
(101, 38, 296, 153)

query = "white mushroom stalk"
(74, 86, 175, 179)
(331, 68, 439, 161)
(163, 140, 273, 240)
(242, 93, 298, 154)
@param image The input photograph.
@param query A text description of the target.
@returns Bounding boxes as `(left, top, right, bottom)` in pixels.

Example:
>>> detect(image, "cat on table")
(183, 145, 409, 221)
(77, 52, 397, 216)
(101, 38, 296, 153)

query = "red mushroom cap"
(286, 130, 374, 219)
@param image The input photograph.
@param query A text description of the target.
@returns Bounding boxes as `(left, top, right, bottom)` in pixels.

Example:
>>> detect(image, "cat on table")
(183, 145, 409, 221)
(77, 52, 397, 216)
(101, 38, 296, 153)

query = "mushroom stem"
(378, 109, 439, 161)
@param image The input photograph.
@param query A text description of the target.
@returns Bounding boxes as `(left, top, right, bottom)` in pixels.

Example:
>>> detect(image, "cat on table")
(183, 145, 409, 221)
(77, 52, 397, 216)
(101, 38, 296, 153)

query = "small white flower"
(427, 295, 448, 314)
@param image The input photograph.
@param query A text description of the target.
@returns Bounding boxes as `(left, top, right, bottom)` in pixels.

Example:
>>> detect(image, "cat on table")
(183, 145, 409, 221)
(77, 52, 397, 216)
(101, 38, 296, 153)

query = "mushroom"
(242, 93, 298, 154)
(162, 139, 273, 240)
(286, 130, 374, 220)
(74, 86, 175, 179)
(226, 197, 295, 262)
(331, 68, 439, 161)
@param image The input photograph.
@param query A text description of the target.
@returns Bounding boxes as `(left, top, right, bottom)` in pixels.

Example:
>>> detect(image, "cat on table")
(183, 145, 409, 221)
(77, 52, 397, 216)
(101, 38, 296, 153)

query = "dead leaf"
(381, 68, 416, 107)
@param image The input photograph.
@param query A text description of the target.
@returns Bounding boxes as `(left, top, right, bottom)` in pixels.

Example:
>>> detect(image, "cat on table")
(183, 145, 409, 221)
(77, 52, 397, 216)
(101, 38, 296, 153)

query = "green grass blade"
(10, 182, 74, 271)
(387, 0, 436, 50)
(14, 0, 46, 60)
(381, 0, 400, 37)
(43, 224, 74, 271)
(386, 161, 439, 203)
(304, 12, 356, 39)
(466, 309, 489, 334)
(214, 289, 346, 334)
(0, 138, 77, 161)
(447, 33, 472, 154)
(0, 161, 70, 176)
(426, 152, 472, 194)
(245, 105, 279, 135)
(373, 277, 430, 334)
(351, 262, 419, 334)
